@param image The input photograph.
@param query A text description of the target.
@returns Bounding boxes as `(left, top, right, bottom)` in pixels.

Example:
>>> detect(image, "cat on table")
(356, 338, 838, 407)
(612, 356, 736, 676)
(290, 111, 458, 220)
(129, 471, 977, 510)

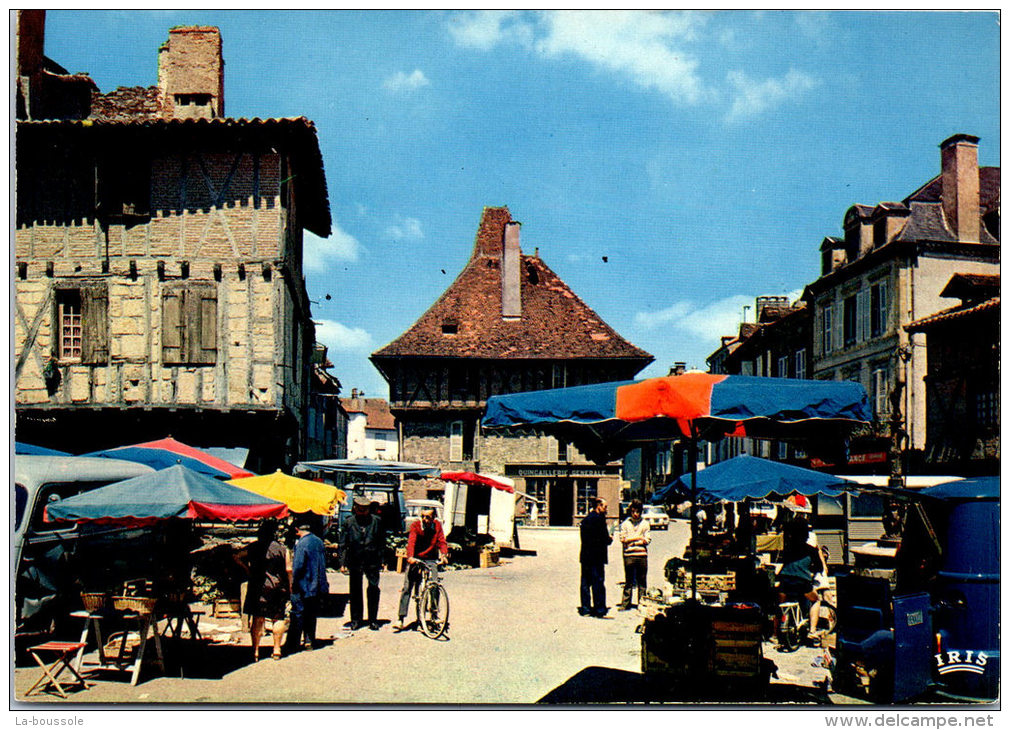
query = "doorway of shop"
(549, 478, 574, 526)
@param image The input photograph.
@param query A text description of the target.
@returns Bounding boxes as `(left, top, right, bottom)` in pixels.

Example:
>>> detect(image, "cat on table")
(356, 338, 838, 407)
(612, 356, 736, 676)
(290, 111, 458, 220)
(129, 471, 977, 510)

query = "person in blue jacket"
(285, 522, 329, 653)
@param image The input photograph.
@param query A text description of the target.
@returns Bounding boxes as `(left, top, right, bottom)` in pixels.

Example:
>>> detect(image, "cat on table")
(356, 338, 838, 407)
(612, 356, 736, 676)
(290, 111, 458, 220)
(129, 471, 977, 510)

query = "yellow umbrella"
(228, 470, 346, 516)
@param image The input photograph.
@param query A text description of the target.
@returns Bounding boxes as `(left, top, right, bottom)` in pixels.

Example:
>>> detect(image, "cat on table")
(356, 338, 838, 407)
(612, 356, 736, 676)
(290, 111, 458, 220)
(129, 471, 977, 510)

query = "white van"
(14, 455, 154, 637)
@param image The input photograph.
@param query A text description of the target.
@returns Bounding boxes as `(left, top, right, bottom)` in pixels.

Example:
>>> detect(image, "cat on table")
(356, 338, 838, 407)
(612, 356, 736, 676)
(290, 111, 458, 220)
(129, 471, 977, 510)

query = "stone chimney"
(158, 26, 224, 120)
(940, 134, 981, 242)
(16, 10, 45, 79)
(502, 221, 522, 319)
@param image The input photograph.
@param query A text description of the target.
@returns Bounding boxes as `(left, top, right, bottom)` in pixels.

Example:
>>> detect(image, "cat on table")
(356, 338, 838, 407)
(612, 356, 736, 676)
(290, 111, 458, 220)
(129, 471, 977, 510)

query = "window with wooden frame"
(97, 154, 151, 221)
(162, 283, 218, 366)
(55, 284, 108, 364)
(449, 420, 464, 462)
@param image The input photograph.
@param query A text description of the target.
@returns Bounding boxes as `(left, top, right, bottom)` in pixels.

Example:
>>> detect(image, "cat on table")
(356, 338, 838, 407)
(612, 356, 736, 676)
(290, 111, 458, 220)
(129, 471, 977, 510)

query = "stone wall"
(14, 149, 307, 419)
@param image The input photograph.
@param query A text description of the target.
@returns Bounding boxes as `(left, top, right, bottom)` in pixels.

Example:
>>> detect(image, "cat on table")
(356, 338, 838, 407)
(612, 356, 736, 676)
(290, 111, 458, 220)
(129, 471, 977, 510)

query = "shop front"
(504, 464, 624, 527)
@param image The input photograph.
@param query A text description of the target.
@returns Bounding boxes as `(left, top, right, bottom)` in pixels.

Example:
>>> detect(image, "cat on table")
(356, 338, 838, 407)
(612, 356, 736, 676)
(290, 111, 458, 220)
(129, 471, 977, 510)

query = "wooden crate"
(672, 571, 736, 592)
(212, 599, 241, 619)
(479, 547, 500, 569)
(709, 619, 762, 678)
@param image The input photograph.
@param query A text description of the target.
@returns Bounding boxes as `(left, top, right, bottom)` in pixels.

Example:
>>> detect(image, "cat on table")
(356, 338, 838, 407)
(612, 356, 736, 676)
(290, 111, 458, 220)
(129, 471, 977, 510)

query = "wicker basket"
(112, 596, 158, 615)
(81, 592, 111, 613)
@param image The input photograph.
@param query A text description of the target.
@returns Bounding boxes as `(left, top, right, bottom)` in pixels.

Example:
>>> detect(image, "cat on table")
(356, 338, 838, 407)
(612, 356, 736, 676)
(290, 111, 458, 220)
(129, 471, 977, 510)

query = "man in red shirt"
(395, 507, 448, 631)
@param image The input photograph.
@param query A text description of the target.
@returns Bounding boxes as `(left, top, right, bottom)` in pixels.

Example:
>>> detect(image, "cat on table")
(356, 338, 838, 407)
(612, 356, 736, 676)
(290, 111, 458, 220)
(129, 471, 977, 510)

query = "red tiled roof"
(372, 207, 653, 363)
(340, 397, 396, 430)
(905, 297, 1000, 332)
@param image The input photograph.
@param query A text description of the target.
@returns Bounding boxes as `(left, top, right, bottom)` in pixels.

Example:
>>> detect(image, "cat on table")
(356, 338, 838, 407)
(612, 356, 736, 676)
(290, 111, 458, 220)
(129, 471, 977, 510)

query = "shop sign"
(504, 464, 621, 478)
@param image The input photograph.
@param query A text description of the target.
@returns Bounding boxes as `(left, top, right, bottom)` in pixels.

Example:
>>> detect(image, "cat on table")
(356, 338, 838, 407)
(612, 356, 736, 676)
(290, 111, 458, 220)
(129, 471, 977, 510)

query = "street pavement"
(15, 521, 833, 705)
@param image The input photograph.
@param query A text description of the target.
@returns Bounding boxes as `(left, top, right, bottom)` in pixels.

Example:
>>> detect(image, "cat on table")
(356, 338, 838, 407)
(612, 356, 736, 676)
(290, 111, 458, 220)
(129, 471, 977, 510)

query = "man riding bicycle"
(775, 517, 828, 645)
(396, 507, 448, 631)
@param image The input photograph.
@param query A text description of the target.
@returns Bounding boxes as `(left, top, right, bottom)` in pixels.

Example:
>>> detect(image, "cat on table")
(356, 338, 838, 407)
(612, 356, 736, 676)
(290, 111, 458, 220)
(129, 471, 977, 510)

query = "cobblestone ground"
(14, 522, 837, 706)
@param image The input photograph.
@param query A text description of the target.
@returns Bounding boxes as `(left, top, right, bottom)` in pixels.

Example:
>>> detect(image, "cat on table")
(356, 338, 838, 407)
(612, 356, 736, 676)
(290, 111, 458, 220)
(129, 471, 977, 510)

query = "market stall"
(43, 464, 288, 685)
(483, 372, 870, 691)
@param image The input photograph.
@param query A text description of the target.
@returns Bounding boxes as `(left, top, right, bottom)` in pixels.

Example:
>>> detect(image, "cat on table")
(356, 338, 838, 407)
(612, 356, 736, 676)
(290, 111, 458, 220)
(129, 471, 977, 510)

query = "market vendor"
(775, 518, 828, 643)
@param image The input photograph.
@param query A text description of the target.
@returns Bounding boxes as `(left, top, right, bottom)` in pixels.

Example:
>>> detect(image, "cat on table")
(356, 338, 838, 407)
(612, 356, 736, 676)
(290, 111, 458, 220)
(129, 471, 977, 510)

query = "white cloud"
(382, 69, 431, 92)
(303, 224, 362, 273)
(635, 295, 752, 340)
(448, 10, 707, 105)
(313, 319, 374, 353)
(536, 11, 707, 104)
(447, 10, 529, 50)
(725, 68, 819, 122)
(385, 215, 424, 241)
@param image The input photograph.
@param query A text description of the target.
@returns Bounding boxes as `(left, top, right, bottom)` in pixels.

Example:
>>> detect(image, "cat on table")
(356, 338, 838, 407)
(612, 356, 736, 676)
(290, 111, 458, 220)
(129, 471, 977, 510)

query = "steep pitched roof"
(372, 207, 653, 363)
(904, 167, 1001, 214)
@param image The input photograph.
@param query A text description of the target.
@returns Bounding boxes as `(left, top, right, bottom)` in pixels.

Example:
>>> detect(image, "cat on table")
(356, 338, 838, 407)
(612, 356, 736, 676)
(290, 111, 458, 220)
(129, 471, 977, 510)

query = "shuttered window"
(162, 284, 218, 365)
(55, 284, 108, 364)
(449, 420, 463, 462)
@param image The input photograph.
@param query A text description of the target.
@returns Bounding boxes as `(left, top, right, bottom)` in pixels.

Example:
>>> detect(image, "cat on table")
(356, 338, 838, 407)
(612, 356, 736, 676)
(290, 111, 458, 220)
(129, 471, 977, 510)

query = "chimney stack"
(940, 134, 981, 243)
(158, 26, 224, 120)
(502, 221, 522, 319)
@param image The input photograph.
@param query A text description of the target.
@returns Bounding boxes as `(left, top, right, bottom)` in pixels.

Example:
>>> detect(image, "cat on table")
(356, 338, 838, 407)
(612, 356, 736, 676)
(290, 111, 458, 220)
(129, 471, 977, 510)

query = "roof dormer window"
(441, 321, 458, 335)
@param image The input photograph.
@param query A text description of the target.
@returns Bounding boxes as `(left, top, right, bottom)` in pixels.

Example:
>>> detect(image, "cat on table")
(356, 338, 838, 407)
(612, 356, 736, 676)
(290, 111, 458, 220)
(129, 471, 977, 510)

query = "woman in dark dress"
(236, 520, 291, 661)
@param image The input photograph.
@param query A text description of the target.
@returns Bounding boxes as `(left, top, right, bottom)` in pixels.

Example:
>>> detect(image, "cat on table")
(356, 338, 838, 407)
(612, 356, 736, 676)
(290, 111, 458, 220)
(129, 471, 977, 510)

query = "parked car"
(404, 499, 444, 530)
(642, 504, 670, 530)
(14, 455, 155, 638)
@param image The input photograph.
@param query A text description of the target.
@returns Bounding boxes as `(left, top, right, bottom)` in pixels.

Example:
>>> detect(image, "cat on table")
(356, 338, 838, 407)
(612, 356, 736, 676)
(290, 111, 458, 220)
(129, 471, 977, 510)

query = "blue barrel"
(923, 478, 999, 701)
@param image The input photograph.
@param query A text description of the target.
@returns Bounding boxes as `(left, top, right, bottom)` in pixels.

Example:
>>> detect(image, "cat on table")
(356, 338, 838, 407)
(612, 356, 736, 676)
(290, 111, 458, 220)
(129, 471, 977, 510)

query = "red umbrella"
(82, 436, 254, 479)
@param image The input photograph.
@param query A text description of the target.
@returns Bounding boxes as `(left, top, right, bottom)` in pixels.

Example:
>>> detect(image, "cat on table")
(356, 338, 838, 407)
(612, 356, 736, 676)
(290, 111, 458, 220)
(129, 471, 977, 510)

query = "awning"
(295, 458, 441, 477)
(441, 471, 515, 493)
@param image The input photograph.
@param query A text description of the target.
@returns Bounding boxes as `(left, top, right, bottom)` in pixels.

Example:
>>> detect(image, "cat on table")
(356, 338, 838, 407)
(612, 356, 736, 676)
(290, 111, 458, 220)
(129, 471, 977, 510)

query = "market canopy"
(45, 464, 287, 526)
(918, 476, 999, 502)
(483, 373, 872, 462)
(295, 458, 441, 477)
(228, 470, 346, 515)
(82, 436, 255, 479)
(15, 442, 71, 456)
(441, 471, 516, 493)
(651, 454, 856, 504)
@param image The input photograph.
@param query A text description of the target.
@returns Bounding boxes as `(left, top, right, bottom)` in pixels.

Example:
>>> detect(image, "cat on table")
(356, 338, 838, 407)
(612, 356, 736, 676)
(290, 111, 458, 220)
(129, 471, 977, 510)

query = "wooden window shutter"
(80, 285, 109, 364)
(162, 288, 184, 364)
(194, 287, 218, 365)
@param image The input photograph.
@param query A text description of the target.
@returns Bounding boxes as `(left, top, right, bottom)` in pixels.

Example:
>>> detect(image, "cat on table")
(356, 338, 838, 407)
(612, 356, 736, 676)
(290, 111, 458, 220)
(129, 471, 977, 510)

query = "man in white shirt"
(617, 499, 651, 610)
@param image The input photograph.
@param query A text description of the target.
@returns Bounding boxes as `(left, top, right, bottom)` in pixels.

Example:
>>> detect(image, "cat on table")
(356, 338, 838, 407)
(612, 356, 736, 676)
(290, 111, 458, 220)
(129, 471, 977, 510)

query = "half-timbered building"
(14, 18, 332, 471)
(371, 206, 652, 525)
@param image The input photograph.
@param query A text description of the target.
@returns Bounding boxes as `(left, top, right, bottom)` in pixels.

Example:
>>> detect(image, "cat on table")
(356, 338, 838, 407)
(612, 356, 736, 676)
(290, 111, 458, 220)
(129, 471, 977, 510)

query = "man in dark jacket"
(285, 522, 329, 653)
(579, 498, 612, 617)
(340, 496, 385, 630)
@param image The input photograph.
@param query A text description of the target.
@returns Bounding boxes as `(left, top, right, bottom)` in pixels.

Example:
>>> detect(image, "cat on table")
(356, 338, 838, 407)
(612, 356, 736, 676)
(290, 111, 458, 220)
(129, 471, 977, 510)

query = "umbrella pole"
(689, 435, 698, 603)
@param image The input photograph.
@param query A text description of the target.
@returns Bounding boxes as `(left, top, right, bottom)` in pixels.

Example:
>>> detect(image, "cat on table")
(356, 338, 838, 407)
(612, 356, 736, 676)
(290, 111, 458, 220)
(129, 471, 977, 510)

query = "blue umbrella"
(919, 476, 999, 501)
(45, 464, 288, 525)
(652, 453, 854, 504)
(15, 442, 71, 456)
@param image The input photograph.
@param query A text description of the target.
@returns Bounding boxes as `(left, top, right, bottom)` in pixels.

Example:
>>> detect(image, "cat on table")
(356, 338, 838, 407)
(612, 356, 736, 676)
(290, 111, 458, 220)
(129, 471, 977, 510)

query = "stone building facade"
(371, 207, 653, 525)
(906, 274, 999, 473)
(805, 135, 999, 469)
(14, 17, 333, 471)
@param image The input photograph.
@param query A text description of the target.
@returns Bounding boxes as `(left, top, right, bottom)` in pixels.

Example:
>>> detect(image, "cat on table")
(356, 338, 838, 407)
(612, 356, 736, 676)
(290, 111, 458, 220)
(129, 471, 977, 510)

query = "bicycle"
(409, 560, 450, 639)
(775, 589, 837, 652)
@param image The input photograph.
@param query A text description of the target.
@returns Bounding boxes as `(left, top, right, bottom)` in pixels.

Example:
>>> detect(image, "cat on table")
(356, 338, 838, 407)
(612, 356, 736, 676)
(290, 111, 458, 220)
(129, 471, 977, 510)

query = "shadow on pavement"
(537, 666, 832, 705)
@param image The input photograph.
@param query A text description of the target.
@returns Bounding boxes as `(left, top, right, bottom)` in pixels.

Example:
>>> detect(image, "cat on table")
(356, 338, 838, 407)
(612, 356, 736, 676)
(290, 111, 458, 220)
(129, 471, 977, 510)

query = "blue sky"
(44, 10, 1000, 399)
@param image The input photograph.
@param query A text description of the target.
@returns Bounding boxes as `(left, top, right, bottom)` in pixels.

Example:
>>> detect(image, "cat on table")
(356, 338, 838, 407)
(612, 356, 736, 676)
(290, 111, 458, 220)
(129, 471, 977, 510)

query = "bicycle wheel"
(418, 583, 449, 639)
(778, 608, 802, 653)
(817, 601, 837, 634)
